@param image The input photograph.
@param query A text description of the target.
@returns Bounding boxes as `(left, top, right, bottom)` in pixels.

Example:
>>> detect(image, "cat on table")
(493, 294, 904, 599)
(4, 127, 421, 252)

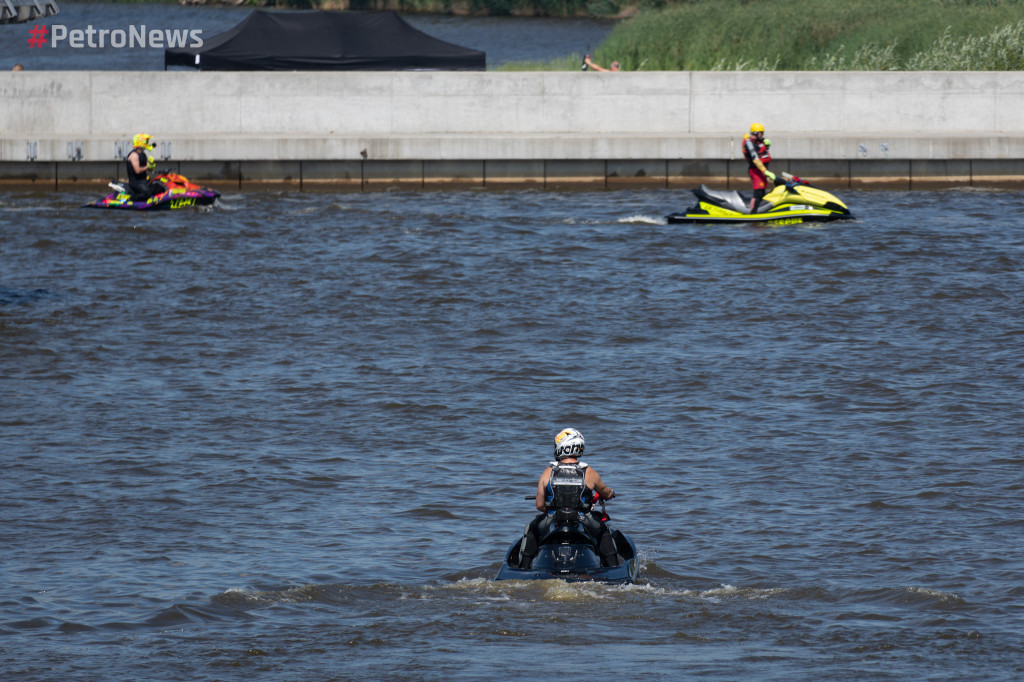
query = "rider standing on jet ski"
(516, 428, 619, 569)
(743, 122, 777, 212)
(125, 133, 165, 201)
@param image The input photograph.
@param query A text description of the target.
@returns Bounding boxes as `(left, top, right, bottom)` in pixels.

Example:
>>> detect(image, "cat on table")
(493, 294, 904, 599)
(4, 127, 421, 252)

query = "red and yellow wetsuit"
(742, 133, 772, 190)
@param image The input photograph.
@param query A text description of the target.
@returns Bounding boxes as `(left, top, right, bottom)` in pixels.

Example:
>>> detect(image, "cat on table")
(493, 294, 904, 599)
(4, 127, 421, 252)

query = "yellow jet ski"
(666, 173, 852, 225)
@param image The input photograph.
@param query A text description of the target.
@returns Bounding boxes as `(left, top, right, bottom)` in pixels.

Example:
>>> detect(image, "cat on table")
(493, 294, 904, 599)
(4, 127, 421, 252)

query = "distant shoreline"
(88, 0, 1024, 72)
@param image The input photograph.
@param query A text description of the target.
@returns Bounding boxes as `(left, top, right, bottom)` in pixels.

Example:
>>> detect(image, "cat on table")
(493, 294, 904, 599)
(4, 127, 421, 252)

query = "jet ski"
(494, 496, 639, 584)
(666, 172, 852, 225)
(84, 171, 220, 210)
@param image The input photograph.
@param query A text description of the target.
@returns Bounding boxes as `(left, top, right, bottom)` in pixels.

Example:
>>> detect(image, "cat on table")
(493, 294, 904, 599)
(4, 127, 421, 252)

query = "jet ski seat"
(698, 185, 749, 213)
(697, 185, 775, 214)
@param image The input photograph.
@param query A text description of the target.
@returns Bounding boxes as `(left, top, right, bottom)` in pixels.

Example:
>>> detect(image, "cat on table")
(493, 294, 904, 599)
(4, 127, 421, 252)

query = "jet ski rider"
(516, 428, 619, 569)
(743, 122, 776, 212)
(125, 133, 165, 201)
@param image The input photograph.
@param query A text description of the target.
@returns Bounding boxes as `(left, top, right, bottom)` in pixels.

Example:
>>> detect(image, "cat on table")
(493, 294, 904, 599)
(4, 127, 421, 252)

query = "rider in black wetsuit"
(516, 428, 619, 569)
(125, 133, 164, 201)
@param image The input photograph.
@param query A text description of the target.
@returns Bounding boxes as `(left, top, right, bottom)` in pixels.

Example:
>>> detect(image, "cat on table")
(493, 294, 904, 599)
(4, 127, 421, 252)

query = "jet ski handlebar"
(780, 171, 813, 188)
(522, 492, 618, 501)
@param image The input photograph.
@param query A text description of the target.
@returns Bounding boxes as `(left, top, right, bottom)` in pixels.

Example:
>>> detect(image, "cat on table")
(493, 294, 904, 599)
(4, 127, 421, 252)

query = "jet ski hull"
(667, 180, 852, 225)
(495, 528, 639, 584)
(667, 205, 847, 225)
(85, 189, 220, 211)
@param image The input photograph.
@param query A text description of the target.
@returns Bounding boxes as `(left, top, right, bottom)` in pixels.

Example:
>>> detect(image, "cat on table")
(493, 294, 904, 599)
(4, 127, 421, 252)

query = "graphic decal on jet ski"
(84, 172, 220, 211)
(667, 172, 852, 225)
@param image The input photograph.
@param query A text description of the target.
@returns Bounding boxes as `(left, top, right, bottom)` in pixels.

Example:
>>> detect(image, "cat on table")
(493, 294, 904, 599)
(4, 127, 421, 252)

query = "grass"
(495, 54, 587, 71)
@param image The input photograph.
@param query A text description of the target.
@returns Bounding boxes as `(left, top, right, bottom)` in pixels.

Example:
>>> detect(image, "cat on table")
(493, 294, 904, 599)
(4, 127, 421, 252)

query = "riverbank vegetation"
(106, 0, 1024, 70)
(499, 0, 1024, 70)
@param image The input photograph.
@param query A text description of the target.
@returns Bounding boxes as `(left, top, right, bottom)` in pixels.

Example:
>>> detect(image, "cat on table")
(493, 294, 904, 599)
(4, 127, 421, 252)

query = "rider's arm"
(584, 55, 609, 72)
(745, 138, 774, 181)
(535, 468, 552, 512)
(587, 468, 614, 500)
(745, 138, 768, 173)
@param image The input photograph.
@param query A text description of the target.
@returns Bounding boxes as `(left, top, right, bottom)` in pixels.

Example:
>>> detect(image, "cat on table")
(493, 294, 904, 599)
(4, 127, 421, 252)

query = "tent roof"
(165, 10, 485, 71)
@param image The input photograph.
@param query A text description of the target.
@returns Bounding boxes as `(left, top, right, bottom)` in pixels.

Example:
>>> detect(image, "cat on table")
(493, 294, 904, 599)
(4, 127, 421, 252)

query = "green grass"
(502, 0, 1024, 70)
(495, 54, 587, 71)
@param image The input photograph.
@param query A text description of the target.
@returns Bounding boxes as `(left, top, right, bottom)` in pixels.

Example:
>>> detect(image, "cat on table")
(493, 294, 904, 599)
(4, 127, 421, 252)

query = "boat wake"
(618, 214, 667, 225)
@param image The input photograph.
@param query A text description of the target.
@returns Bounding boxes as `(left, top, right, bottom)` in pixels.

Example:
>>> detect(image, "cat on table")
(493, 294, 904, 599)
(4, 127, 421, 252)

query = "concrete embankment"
(3, 70, 1024, 190)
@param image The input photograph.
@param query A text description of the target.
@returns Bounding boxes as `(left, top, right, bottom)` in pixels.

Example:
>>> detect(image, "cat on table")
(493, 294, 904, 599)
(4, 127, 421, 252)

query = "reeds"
(576, 0, 1024, 71)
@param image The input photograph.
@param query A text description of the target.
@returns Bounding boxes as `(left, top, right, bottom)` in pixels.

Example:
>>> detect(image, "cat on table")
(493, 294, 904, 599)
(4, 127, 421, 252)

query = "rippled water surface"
(2, 187, 1023, 680)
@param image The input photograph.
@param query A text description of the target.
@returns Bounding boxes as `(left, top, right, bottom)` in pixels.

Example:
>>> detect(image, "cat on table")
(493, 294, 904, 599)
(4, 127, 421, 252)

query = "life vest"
(545, 462, 594, 512)
(126, 148, 149, 183)
(742, 134, 771, 168)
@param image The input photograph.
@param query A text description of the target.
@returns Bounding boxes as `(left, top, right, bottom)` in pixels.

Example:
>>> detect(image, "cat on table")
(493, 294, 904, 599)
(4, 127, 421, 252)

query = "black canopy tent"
(165, 10, 485, 71)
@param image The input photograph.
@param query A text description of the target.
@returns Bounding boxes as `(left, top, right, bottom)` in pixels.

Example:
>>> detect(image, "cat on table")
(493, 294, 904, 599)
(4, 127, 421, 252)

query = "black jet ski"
(495, 496, 639, 584)
(667, 172, 852, 225)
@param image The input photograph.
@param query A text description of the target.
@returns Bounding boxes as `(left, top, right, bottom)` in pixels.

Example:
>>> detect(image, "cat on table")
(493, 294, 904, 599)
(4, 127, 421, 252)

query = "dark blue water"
(2, 186, 1023, 680)
(1, 2, 614, 69)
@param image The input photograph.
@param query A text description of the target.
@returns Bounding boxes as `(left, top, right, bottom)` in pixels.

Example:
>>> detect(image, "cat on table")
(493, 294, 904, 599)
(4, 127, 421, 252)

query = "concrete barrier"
(3, 70, 1024, 190)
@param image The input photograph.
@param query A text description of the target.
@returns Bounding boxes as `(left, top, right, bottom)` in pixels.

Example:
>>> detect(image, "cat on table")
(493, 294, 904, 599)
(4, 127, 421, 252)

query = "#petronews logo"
(27, 23, 203, 49)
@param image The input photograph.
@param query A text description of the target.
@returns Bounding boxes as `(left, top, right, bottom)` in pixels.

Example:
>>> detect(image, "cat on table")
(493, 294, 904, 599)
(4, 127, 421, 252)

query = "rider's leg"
(584, 513, 621, 567)
(128, 179, 154, 201)
(749, 187, 766, 213)
(516, 513, 548, 569)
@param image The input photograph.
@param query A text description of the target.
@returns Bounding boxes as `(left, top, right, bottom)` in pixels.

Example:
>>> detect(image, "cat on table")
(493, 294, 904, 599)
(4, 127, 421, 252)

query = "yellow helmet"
(132, 133, 155, 151)
(750, 122, 765, 134)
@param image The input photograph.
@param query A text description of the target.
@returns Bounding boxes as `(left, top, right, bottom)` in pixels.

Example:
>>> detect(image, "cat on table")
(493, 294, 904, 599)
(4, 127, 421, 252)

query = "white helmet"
(553, 428, 585, 460)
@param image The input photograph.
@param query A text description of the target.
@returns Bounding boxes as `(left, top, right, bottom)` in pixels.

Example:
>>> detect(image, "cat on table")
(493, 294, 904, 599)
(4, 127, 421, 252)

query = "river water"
(2, 2, 614, 70)
(2, 186, 1023, 680)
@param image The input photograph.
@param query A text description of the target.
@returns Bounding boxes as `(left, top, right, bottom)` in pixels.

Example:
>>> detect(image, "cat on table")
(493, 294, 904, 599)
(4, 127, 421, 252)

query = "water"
(1, 2, 614, 69)
(2, 186, 1023, 680)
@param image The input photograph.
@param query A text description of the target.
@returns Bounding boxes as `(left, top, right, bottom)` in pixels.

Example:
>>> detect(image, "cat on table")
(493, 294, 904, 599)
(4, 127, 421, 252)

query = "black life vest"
(545, 462, 594, 512)
(126, 148, 149, 183)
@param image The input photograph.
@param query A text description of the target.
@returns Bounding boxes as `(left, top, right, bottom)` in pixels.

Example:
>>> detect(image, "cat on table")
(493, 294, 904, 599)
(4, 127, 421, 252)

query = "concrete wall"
(3, 70, 1024, 189)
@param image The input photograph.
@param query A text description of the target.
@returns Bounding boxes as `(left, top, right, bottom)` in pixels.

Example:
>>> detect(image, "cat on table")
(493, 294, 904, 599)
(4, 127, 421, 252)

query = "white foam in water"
(618, 214, 668, 225)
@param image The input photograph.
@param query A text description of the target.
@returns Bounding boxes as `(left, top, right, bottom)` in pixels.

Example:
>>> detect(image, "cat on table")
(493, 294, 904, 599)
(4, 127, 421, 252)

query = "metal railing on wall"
(1, 0, 59, 25)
